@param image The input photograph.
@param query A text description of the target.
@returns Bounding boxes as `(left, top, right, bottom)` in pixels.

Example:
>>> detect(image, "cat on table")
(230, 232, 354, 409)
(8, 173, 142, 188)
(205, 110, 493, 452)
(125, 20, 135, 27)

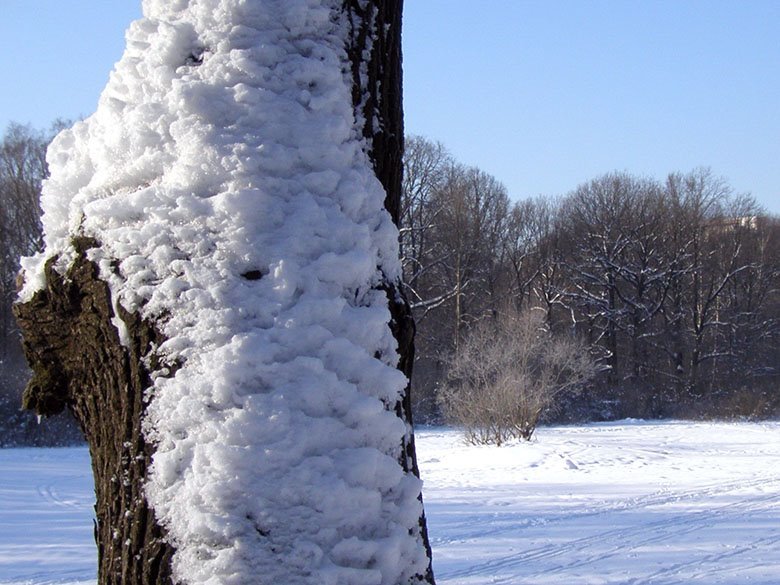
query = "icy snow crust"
(20, 1, 428, 584)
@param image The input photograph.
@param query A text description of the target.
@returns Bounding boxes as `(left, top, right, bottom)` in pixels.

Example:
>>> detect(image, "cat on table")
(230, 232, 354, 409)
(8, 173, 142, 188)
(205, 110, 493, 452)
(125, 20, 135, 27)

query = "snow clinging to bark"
(19, 1, 428, 583)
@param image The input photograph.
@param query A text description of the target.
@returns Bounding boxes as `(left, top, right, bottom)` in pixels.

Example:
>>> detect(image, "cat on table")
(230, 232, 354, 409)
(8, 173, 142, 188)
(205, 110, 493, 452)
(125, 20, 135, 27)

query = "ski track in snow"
(418, 421, 780, 585)
(4, 421, 780, 584)
(431, 473, 780, 548)
(442, 484, 780, 583)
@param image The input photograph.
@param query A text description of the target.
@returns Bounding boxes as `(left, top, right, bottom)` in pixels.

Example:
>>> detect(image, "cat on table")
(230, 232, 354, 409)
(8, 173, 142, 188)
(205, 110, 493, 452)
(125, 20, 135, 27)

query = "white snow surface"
(17, 1, 425, 584)
(5, 421, 780, 584)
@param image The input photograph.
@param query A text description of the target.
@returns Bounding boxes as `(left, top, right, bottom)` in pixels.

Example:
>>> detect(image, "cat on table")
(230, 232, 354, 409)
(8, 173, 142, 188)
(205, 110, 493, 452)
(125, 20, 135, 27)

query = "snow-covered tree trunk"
(15, 1, 435, 584)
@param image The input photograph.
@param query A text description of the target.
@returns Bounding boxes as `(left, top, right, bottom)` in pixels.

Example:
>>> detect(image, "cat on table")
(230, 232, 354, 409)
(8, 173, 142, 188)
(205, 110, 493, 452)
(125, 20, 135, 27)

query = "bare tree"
(504, 196, 568, 327)
(559, 174, 638, 377)
(0, 124, 48, 357)
(429, 165, 510, 351)
(439, 307, 595, 444)
(664, 169, 760, 399)
(400, 145, 512, 420)
(558, 173, 692, 415)
(400, 135, 458, 318)
(719, 215, 780, 375)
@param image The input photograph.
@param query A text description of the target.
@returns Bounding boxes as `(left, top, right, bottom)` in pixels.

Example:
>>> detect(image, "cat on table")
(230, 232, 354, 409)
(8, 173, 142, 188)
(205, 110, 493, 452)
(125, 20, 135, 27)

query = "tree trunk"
(15, 2, 434, 583)
(345, 1, 435, 579)
(15, 239, 174, 584)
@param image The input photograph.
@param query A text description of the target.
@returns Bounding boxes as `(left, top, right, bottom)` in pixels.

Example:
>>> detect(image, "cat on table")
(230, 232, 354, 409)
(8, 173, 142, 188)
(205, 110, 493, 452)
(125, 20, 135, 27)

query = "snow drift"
(19, 1, 428, 584)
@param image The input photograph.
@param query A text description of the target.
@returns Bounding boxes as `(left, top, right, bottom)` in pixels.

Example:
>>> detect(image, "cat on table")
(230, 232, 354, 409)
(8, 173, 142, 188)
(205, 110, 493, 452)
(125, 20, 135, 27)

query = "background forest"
(1, 126, 778, 445)
(401, 136, 780, 425)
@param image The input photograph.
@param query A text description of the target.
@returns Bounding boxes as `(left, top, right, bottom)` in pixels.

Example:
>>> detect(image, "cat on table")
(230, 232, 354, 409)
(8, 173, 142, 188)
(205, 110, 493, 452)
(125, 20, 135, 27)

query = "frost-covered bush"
(439, 308, 595, 444)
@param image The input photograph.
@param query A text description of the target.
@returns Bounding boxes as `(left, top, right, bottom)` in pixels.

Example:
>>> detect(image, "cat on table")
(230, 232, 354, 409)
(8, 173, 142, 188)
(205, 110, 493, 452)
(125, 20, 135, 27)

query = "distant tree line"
(402, 135, 780, 423)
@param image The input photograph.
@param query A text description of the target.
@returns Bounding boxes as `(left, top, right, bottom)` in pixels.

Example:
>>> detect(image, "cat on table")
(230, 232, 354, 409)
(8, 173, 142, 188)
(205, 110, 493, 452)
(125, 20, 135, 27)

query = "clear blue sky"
(1, 1, 778, 213)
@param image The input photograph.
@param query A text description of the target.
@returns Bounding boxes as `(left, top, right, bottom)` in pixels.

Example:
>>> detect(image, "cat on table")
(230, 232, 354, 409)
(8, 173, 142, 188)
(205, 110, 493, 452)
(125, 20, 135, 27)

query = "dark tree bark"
(15, 2, 434, 583)
(15, 238, 174, 584)
(346, 2, 435, 579)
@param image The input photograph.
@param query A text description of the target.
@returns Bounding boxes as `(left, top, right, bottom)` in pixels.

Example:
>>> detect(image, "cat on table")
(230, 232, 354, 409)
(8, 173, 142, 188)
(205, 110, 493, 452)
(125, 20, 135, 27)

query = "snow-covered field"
(0, 448, 94, 585)
(3, 421, 780, 584)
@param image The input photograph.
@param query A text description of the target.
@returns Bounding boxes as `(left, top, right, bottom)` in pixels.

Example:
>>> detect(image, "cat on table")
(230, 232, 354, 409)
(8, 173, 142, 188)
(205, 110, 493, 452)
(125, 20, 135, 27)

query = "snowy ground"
(0, 448, 94, 585)
(3, 421, 780, 584)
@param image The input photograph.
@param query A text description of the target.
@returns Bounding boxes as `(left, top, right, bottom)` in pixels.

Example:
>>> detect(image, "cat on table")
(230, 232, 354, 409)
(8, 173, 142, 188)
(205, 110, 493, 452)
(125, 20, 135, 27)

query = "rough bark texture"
(15, 1, 434, 583)
(346, 1, 435, 581)
(14, 237, 174, 584)
(346, 0, 405, 225)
